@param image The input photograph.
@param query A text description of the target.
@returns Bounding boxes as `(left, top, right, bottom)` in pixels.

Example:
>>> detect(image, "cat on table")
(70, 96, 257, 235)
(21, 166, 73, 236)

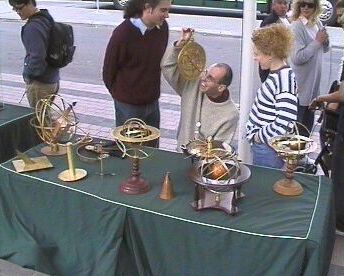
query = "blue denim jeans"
(251, 143, 284, 169)
(114, 99, 160, 128)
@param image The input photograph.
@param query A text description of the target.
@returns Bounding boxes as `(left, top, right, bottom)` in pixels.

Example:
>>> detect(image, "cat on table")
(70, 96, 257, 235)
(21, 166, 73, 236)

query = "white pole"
(237, 1, 257, 163)
(96, 0, 100, 12)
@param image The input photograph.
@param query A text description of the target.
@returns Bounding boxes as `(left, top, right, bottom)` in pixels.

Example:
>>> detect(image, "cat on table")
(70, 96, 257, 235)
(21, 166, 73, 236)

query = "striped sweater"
(246, 66, 298, 144)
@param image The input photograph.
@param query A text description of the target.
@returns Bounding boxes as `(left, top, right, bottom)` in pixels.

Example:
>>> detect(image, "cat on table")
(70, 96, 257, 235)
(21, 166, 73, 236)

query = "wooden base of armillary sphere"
(120, 157, 150, 195)
(41, 144, 67, 156)
(273, 178, 303, 196)
(273, 157, 303, 196)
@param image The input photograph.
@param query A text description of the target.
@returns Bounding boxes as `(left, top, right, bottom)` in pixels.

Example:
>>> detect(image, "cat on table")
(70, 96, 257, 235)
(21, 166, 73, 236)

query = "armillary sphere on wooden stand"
(269, 134, 317, 196)
(112, 118, 160, 195)
(177, 35, 206, 80)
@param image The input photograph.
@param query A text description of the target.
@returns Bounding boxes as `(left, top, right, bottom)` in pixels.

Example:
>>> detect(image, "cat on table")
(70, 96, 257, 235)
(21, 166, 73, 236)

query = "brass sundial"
(177, 37, 206, 80)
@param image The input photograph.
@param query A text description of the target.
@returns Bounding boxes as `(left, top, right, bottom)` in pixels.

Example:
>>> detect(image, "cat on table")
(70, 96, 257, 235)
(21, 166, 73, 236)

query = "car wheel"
(113, 0, 128, 10)
(320, 0, 337, 26)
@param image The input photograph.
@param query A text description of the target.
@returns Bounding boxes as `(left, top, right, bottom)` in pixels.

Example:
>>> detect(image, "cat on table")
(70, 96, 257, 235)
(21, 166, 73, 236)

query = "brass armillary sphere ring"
(111, 118, 160, 195)
(111, 118, 160, 145)
(178, 37, 206, 80)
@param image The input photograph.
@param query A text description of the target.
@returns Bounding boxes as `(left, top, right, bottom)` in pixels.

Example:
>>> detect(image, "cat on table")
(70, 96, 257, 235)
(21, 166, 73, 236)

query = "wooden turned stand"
(120, 157, 150, 195)
(273, 157, 303, 196)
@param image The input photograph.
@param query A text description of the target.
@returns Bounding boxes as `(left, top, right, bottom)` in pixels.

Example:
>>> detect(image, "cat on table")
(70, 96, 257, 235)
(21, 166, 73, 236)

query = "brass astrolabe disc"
(178, 39, 206, 80)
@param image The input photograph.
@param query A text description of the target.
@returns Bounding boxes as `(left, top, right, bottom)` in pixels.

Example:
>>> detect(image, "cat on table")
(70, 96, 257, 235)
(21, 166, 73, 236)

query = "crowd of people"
(8, 0, 344, 232)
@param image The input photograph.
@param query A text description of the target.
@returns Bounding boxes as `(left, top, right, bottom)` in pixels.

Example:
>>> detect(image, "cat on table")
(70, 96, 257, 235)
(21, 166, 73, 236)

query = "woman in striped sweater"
(246, 24, 298, 169)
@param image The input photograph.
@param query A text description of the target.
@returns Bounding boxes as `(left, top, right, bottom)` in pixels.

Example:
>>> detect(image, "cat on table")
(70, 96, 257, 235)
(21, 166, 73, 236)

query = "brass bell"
(159, 172, 175, 200)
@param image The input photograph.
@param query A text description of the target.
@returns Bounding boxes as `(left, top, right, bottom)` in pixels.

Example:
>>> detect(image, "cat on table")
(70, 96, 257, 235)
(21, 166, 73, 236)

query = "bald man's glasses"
(201, 69, 221, 85)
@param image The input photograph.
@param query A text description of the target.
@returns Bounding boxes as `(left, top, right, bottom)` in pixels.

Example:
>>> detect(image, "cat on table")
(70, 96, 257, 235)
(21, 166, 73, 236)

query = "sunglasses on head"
(300, 2, 315, 8)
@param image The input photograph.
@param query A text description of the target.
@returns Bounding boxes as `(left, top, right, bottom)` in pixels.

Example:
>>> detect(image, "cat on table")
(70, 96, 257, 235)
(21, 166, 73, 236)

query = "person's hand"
(175, 28, 194, 47)
(309, 97, 323, 110)
(254, 132, 262, 144)
(315, 28, 329, 45)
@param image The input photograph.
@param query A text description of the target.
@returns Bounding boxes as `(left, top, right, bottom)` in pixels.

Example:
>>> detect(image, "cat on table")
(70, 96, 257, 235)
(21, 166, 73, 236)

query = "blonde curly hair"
(291, 0, 322, 24)
(251, 24, 294, 59)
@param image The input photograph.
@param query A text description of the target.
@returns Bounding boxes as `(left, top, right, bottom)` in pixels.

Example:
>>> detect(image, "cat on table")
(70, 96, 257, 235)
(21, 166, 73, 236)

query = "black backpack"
(34, 12, 76, 68)
(47, 21, 75, 68)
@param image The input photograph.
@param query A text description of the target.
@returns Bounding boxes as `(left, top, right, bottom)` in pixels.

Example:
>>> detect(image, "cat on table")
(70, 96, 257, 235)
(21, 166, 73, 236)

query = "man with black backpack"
(10, 0, 60, 108)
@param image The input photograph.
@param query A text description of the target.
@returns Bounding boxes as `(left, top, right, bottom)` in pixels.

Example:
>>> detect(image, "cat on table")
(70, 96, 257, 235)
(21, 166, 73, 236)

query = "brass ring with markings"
(178, 40, 206, 80)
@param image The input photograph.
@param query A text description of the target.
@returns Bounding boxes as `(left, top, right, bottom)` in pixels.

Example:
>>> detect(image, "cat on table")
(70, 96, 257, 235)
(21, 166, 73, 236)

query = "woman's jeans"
(251, 143, 284, 169)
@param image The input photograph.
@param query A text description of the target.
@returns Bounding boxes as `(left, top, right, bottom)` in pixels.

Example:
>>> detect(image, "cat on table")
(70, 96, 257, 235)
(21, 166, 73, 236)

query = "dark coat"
(21, 9, 59, 84)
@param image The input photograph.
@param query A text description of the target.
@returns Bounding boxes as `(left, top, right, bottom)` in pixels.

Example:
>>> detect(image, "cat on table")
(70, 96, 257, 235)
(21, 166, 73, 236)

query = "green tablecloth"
(0, 145, 335, 276)
(0, 104, 40, 163)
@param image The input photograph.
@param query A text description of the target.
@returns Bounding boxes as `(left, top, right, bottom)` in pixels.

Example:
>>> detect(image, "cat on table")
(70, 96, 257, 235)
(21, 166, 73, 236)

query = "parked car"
(112, 0, 338, 26)
(112, 0, 270, 14)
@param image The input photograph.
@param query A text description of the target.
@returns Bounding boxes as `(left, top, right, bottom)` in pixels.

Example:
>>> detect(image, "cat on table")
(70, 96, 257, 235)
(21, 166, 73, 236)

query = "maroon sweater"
(102, 19, 169, 105)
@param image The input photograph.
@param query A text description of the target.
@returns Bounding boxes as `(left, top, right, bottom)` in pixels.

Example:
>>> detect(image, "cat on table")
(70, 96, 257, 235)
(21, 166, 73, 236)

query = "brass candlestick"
(58, 142, 87, 182)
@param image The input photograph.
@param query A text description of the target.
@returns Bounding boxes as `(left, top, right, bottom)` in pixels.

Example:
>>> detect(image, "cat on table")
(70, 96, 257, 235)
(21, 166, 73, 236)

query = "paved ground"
(1, 72, 181, 151)
(1, 1, 344, 275)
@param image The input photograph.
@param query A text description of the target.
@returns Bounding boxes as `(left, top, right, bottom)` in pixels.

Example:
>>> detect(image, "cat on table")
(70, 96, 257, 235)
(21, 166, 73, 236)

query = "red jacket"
(102, 19, 169, 105)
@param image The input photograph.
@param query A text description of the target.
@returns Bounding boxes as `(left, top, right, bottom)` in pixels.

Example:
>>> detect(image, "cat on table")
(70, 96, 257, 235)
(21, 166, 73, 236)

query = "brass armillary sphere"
(112, 118, 160, 195)
(30, 94, 77, 156)
(30, 94, 91, 182)
(177, 35, 206, 80)
(269, 134, 317, 196)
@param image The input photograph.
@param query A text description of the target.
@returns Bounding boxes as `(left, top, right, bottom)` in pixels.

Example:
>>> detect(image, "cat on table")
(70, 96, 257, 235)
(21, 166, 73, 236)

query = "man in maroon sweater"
(102, 0, 170, 128)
